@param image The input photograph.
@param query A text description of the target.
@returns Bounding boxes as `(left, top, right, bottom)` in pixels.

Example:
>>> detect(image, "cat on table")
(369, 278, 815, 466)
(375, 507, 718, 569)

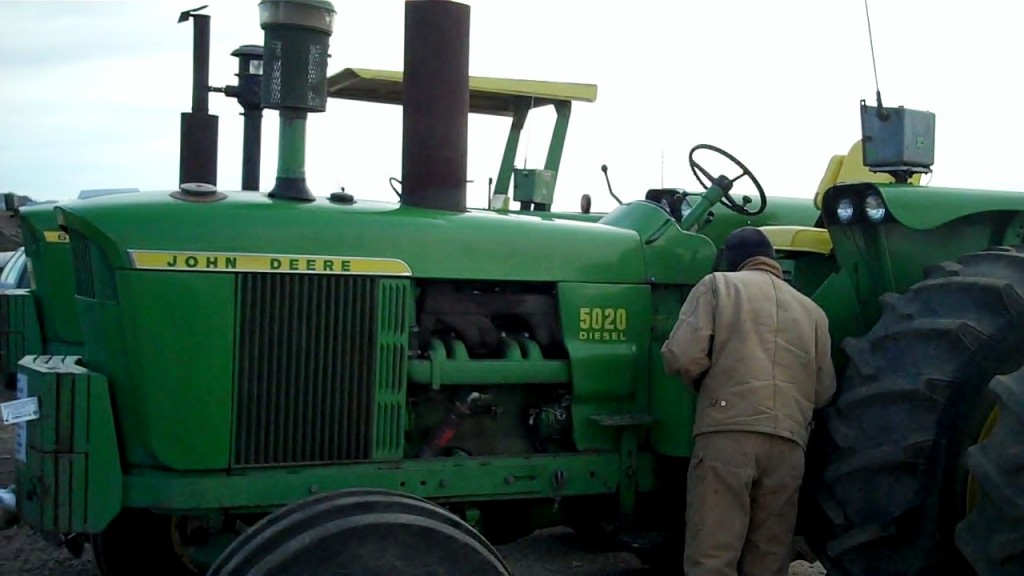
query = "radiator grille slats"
(233, 274, 380, 467)
(68, 233, 94, 299)
(374, 280, 409, 459)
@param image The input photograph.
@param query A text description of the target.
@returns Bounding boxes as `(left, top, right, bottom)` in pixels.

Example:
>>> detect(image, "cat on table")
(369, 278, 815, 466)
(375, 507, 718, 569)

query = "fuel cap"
(172, 182, 227, 203)
(181, 182, 217, 196)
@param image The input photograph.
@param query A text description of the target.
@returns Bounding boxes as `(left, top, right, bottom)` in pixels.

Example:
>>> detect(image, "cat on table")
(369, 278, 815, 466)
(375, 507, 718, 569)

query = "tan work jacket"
(660, 256, 836, 449)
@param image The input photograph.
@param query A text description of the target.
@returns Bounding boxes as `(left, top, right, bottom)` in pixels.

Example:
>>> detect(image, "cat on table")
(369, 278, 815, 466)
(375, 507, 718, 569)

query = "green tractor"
(3, 1, 1022, 575)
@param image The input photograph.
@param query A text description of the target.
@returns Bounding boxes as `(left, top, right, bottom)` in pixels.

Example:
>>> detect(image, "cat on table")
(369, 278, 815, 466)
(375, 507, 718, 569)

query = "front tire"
(805, 247, 1024, 576)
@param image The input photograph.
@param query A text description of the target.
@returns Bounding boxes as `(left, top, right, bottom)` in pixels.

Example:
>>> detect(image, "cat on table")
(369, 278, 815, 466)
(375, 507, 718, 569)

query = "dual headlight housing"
(832, 190, 889, 225)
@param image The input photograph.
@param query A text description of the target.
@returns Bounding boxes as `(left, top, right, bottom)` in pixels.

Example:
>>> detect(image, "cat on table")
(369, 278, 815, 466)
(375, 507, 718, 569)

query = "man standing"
(661, 227, 836, 576)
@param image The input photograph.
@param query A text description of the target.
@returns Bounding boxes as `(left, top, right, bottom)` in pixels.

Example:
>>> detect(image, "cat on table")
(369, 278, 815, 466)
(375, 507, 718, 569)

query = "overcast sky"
(2, 0, 1023, 213)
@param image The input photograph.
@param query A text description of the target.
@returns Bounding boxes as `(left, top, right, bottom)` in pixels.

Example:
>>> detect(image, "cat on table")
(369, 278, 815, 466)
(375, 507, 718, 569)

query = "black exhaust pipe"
(401, 0, 470, 213)
(178, 6, 219, 187)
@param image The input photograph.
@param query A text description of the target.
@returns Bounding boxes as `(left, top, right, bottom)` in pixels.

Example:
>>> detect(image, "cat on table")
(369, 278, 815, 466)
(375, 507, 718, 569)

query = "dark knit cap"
(723, 227, 776, 271)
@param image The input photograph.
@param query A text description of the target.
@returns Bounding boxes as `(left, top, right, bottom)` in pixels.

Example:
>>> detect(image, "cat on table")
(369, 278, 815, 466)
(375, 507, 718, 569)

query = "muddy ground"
(0, 387, 825, 575)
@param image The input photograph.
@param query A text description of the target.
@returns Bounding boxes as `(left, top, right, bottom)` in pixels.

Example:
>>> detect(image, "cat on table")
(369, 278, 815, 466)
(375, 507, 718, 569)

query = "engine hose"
(417, 391, 487, 458)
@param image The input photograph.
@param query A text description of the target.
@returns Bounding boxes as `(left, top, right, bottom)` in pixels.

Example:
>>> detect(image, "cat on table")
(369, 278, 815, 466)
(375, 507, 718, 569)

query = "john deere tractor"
(2, 1, 1022, 575)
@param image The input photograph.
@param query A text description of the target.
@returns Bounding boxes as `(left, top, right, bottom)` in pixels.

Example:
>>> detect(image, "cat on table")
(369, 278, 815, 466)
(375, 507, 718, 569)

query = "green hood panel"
(828, 183, 1024, 230)
(57, 191, 649, 284)
(19, 203, 83, 345)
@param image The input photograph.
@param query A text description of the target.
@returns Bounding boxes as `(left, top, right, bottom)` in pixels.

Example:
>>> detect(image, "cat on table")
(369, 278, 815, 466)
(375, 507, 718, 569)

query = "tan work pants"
(683, 431, 805, 576)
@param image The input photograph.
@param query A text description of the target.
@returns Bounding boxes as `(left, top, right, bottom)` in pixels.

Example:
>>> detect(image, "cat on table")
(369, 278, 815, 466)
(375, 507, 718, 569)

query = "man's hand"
(660, 275, 717, 388)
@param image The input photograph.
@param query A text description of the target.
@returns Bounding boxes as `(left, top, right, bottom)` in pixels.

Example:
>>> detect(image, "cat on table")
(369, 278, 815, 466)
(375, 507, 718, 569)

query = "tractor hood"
(55, 190, 648, 284)
(826, 182, 1024, 230)
(19, 203, 82, 345)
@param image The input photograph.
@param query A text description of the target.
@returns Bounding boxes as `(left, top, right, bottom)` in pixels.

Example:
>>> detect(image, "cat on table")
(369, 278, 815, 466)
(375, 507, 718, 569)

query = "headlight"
(836, 198, 855, 224)
(864, 193, 887, 223)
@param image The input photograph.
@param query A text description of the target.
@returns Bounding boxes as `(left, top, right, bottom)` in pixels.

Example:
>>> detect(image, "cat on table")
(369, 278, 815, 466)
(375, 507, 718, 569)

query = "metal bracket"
(177, 5, 209, 23)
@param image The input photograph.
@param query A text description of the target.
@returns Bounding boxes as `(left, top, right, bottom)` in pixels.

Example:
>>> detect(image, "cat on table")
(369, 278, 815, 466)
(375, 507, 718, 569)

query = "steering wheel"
(688, 144, 767, 217)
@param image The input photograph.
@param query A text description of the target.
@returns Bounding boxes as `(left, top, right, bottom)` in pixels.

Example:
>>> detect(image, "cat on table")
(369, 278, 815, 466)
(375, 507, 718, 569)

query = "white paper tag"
(13, 371, 30, 462)
(1, 397, 39, 425)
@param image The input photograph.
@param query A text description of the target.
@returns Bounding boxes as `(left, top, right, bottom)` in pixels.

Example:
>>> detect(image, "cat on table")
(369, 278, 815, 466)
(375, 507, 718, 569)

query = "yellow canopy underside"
(326, 67, 598, 117)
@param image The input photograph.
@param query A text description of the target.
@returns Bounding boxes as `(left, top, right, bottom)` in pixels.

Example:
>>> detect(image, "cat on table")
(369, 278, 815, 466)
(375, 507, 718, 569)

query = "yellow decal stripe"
(43, 231, 69, 243)
(128, 251, 412, 276)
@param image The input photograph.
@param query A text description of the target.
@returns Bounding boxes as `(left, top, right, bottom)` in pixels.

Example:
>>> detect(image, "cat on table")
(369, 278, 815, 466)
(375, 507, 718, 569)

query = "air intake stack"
(259, 0, 336, 201)
(400, 0, 471, 213)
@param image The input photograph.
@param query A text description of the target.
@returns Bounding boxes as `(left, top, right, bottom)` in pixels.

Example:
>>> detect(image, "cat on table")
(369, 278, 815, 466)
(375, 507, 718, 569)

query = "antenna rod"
(863, 0, 887, 119)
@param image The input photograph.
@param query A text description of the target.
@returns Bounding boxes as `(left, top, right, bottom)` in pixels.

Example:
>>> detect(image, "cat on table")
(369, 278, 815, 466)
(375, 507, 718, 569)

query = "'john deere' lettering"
(130, 250, 411, 276)
(268, 257, 354, 272)
(164, 254, 240, 269)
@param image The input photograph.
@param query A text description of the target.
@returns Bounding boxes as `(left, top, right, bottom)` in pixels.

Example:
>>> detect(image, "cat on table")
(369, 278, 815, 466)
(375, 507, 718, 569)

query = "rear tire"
(805, 247, 1024, 576)
(955, 369, 1024, 575)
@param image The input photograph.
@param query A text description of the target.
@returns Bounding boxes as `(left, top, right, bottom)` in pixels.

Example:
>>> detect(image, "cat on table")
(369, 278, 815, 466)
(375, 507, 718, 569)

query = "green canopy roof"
(326, 67, 598, 117)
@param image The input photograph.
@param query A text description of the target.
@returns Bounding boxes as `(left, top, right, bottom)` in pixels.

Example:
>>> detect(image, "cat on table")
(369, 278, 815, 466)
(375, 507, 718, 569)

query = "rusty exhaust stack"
(178, 6, 219, 187)
(401, 0, 470, 212)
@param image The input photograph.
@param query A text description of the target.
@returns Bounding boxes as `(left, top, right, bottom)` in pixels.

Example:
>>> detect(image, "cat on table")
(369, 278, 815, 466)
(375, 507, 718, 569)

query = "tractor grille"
(69, 233, 95, 299)
(0, 294, 32, 383)
(0, 296, 9, 333)
(375, 280, 409, 459)
(232, 274, 409, 467)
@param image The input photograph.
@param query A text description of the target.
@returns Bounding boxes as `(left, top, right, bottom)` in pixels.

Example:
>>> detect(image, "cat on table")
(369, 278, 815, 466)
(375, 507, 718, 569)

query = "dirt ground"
(0, 387, 825, 575)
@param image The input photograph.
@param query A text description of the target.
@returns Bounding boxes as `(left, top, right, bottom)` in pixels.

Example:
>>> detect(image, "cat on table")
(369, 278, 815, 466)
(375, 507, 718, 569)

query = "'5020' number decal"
(578, 307, 628, 341)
